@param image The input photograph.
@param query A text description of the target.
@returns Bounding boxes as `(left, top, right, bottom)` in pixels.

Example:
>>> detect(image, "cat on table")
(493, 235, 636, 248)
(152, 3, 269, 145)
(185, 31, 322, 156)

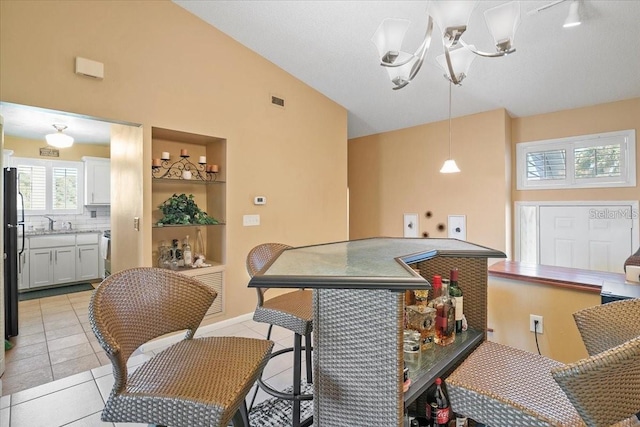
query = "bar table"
(249, 237, 505, 426)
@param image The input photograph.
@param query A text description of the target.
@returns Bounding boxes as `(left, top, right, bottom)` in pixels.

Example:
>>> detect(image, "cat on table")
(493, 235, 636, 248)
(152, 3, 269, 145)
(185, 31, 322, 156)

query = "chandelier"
(372, 0, 521, 89)
(45, 124, 74, 148)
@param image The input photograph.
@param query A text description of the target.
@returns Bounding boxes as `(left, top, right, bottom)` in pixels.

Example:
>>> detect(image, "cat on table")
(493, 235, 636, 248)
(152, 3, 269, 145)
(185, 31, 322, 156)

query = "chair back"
(89, 267, 216, 393)
(246, 243, 292, 305)
(573, 298, 640, 356)
(552, 335, 640, 427)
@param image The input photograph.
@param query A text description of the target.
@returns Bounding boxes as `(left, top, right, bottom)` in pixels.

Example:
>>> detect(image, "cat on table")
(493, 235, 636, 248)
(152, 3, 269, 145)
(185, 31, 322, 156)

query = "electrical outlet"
(529, 314, 544, 334)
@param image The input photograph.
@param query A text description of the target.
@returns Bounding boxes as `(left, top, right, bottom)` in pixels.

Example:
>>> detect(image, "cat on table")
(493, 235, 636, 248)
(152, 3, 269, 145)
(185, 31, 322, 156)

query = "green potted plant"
(157, 193, 219, 225)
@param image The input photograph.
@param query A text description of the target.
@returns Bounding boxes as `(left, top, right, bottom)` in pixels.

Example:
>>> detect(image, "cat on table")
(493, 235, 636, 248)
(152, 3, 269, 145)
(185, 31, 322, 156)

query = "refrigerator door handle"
(19, 190, 25, 255)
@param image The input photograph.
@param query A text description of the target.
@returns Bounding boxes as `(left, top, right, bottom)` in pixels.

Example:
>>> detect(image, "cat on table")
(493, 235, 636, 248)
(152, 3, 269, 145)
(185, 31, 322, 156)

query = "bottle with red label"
(434, 378, 450, 427)
(434, 278, 456, 346)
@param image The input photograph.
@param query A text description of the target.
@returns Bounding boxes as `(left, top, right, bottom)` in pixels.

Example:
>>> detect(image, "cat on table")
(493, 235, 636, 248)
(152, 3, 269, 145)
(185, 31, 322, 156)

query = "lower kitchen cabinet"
(17, 249, 29, 291)
(77, 244, 99, 281)
(29, 247, 76, 288)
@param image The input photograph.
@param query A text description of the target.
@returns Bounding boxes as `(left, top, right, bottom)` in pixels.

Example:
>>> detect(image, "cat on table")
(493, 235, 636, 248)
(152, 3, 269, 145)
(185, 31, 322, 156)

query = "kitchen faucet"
(44, 216, 55, 231)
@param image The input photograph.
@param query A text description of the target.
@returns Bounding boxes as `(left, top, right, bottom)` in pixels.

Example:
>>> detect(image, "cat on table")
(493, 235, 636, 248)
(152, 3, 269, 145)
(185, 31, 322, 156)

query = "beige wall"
(4, 135, 109, 160)
(512, 97, 640, 203)
(488, 276, 600, 363)
(1, 1, 348, 320)
(348, 108, 510, 255)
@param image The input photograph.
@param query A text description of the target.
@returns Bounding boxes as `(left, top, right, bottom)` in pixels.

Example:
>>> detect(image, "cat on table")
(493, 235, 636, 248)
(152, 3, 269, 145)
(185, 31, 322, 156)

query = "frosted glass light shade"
(45, 125, 74, 148)
(436, 45, 477, 81)
(384, 55, 418, 87)
(429, 0, 477, 36)
(372, 18, 410, 63)
(484, 1, 521, 51)
(563, 1, 581, 28)
(440, 159, 461, 173)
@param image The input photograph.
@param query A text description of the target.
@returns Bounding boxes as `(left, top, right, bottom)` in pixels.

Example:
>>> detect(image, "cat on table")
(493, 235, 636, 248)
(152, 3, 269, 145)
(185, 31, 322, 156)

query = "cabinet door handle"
(55, 251, 57, 263)
(18, 254, 22, 274)
(79, 248, 82, 260)
(50, 251, 52, 263)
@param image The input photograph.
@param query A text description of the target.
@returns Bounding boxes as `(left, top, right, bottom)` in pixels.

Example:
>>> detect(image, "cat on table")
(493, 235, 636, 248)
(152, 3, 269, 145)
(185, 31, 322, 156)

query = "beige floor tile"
(73, 306, 89, 316)
(4, 341, 48, 363)
(95, 351, 112, 367)
(10, 381, 104, 427)
(42, 310, 78, 324)
(17, 299, 41, 310)
(40, 304, 74, 316)
(43, 316, 81, 331)
(94, 374, 113, 402)
(1, 407, 8, 427)
(49, 342, 95, 365)
(38, 295, 71, 307)
(10, 371, 93, 405)
(48, 333, 89, 352)
(88, 337, 103, 353)
(52, 353, 101, 380)
(17, 322, 45, 337)
(1, 366, 53, 396)
(18, 315, 46, 328)
(0, 395, 10, 409)
(91, 362, 113, 379)
(10, 327, 47, 347)
(18, 308, 43, 320)
(4, 353, 51, 379)
(45, 324, 85, 341)
(65, 411, 114, 426)
(81, 322, 94, 333)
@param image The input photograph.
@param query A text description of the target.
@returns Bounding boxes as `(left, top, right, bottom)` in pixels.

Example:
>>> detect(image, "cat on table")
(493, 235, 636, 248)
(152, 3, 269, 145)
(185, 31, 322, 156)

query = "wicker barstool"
(247, 243, 313, 427)
(446, 299, 640, 427)
(89, 267, 273, 427)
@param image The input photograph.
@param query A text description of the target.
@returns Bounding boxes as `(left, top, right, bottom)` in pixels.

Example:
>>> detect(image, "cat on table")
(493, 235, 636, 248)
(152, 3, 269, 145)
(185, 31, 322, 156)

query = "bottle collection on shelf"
(404, 268, 465, 352)
(157, 231, 211, 270)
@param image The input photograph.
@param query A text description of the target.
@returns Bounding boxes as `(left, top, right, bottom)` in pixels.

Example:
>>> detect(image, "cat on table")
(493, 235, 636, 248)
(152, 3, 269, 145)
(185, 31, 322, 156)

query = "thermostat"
(254, 196, 266, 205)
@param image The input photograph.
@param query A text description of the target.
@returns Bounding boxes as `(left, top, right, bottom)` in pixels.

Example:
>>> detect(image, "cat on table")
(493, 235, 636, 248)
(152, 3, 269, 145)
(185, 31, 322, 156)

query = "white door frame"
(514, 200, 639, 265)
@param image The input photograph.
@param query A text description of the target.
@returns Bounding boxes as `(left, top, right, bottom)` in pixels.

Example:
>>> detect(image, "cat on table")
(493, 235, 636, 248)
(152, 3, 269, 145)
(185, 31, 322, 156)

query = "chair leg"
(293, 333, 303, 427)
(304, 332, 312, 384)
(247, 324, 275, 412)
(231, 401, 249, 427)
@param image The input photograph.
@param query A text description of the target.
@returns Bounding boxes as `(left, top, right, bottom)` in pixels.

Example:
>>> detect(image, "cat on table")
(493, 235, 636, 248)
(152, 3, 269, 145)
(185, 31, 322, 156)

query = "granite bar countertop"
(249, 237, 505, 291)
(22, 229, 103, 236)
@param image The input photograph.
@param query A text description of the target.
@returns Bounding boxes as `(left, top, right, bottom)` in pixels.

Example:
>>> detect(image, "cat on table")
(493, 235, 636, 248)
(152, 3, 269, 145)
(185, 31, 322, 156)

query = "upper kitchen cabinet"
(151, 127, 226, 268)
(83, 156, 110, 205)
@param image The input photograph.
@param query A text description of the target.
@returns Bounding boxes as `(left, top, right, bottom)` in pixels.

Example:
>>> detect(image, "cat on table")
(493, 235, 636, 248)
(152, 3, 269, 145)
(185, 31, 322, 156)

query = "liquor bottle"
(434, 279, 456, 346)
(449, 268, 464, 334)
(183, 235, 193, 267)
(434, 378, 450, 427)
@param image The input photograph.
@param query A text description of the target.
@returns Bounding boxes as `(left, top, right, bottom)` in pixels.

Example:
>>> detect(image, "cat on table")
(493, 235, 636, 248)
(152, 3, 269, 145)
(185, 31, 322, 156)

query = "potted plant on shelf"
(157, 193, 219, 225)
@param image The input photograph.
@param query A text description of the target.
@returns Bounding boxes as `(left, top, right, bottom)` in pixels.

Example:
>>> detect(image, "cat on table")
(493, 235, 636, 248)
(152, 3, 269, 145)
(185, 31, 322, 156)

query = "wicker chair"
(89, 267, 274, 427)
(446, 299, 640, 427)
(246, 243, 313, 427)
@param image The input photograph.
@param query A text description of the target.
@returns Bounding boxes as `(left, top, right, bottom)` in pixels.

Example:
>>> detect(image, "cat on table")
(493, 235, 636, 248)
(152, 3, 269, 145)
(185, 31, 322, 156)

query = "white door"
(539, 205, 633, 273)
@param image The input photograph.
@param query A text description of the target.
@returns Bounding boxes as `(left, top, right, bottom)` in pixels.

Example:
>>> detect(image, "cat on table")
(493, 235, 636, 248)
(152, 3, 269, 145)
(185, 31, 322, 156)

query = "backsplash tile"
(24, 206, 110, 233)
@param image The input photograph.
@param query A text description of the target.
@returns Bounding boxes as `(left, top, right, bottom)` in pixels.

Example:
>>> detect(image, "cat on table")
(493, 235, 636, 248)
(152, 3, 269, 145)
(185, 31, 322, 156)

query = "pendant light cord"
(448, 80, 452, 159)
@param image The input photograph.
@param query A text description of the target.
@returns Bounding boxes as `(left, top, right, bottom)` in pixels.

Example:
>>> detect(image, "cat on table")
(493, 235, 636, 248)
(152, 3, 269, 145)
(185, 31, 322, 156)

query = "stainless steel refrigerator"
(4, 167, 24, 338)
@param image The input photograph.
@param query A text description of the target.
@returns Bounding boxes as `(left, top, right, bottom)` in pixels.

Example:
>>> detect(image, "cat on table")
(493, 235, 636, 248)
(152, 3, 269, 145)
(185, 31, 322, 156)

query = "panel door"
(30, 249, 54, 288)
(53, 247, 76, 284)
(539, 205, 633, 273)
(77, 245, 99, 281)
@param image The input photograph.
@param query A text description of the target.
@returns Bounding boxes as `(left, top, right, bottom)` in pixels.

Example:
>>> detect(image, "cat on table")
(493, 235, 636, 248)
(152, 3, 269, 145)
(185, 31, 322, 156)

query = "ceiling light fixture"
(440, 81, 460, 174)
(563, 1, 581, 28)
(45, 124, 74, 148)
(372, 0, 521, 89)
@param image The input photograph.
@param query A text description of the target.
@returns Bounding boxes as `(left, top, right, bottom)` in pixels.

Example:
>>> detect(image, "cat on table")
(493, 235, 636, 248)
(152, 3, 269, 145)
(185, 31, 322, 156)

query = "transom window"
(517, 130, 636, 190)
(12, 157, 84, 215)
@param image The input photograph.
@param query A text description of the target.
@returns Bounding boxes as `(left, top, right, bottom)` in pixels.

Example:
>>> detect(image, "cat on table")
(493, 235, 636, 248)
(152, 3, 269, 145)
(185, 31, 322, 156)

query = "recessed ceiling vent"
(271, 95, 285, 108)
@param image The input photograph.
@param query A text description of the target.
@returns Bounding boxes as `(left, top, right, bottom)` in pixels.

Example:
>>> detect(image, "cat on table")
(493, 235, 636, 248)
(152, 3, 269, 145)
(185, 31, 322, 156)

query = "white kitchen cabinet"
(76, 233, 100, 281)
(83, 156, 110, 205)
(28, 234, 76, 289)
(17, 250, 29, 291)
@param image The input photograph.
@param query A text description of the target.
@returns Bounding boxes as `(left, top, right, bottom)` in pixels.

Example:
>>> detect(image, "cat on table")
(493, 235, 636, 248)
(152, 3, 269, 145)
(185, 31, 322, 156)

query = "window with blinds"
(517, 130, 636, 190)
(12, 158, 84, 214)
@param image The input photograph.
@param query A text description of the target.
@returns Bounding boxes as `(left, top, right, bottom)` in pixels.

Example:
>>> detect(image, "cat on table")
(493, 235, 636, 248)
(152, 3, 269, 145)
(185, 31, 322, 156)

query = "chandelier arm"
(380, 54, 415, 68)
(443, 46, 462, 86)
(391, 16, 434, 90)
(459, 39, 516, 58)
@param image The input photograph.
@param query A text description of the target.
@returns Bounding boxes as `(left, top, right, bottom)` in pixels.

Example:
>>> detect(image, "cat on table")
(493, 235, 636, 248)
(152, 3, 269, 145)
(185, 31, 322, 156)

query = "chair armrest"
(573, 298, 640, 356)
(551, 335, 640, 427)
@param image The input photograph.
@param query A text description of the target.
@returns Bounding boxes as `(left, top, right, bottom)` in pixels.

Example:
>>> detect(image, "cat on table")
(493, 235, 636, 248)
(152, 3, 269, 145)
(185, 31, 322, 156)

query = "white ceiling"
(2, 1, 638, 143)
(174, 0, 640, 139)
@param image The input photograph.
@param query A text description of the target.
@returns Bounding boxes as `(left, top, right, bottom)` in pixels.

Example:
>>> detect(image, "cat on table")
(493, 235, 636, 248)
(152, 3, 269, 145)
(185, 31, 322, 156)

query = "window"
(516, 130, 636, 190)
(12, 157, 84, 215)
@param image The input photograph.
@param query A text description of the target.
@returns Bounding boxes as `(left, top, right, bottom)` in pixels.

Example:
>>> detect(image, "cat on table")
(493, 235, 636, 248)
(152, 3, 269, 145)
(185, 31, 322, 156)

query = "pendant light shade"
(46, 124, 74, 148)
(563, 1, 581, 28)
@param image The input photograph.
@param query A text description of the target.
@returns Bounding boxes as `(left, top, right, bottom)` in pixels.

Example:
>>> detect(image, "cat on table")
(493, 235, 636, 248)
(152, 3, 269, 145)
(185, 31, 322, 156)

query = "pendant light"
(440, 81, 460, 174)
(46, 124, 74, 148)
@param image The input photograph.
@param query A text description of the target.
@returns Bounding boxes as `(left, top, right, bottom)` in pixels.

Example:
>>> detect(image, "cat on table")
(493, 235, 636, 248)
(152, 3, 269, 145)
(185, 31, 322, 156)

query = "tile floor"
(2, 293, 303, 426)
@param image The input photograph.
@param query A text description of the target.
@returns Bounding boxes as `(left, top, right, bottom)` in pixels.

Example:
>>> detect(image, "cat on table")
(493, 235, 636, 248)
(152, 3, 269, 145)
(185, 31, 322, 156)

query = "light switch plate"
(448, 215, 466, 240)
(243, 214, 260, 226)
(403, 213, 419, 238)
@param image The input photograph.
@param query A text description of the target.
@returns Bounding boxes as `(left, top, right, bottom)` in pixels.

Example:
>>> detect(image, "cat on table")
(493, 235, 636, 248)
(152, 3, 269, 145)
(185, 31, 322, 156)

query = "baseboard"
(139, 312, 254, 353)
